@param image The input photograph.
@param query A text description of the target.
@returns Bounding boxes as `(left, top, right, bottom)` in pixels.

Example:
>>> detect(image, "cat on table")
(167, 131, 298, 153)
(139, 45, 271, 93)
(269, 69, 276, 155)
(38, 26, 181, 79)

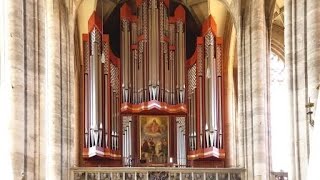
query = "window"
(270, 52, 289, 172)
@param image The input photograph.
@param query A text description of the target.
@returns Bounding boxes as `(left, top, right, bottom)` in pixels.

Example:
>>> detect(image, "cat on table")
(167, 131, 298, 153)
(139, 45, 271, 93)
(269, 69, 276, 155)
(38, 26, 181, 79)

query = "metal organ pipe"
(84, 40, 89, 149)
(197, 45, 203, 148)
(120, 1, 187, 106)
(217, 44, 223, 149)
(205, 32, 217, 148)
(89, 41, 103, 147)
(176, 21, 185, 104)
(104, 43, 109, 148)
(121, 19, 131, 103)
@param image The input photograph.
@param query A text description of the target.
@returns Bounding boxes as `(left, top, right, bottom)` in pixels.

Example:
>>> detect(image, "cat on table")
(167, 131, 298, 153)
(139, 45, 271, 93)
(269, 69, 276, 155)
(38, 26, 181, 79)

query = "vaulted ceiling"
(94, 0, 229, 36)
(273, 0, 284, 27)
(271, 0, 284, 60)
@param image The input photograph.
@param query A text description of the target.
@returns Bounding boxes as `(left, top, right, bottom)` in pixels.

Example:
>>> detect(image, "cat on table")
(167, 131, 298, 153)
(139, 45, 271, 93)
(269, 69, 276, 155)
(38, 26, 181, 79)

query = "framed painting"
(139, 116, 169, 165)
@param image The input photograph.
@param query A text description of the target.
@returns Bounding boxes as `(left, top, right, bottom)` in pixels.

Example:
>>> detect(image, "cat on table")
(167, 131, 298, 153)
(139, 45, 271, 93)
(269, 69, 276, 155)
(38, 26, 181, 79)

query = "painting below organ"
(80, 0, 225, 167)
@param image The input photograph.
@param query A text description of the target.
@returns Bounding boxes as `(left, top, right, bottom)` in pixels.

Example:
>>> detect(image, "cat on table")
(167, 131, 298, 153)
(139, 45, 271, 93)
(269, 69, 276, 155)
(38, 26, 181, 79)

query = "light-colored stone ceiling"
(272, 0, 284, 60)
(273, 0, 284, 27)
(77, 0, 231, 60)
(186, 0, 228, 37)
(98, 0, 229, 37)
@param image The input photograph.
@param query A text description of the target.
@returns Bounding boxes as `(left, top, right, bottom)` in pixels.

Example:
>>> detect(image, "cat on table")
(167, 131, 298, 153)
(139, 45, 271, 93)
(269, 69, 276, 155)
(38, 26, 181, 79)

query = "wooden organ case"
(80, 0, 225, 167)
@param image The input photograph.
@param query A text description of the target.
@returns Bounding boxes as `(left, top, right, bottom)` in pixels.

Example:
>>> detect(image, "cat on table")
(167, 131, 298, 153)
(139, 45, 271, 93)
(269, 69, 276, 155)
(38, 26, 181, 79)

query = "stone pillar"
(307, 0, 320, 100)
(0, 0, 77, 179)
(284, 1, 296, 180)
(45, 0, 78, 178)
(238, 0, 271, 179)
(1, 0, 25, 179)
(250, 0, 270, 179)
(45, 0, 62, 178)
(306, 0, 320, 178)
(285, 0, 320, 179)
(223, 14, 237, 167)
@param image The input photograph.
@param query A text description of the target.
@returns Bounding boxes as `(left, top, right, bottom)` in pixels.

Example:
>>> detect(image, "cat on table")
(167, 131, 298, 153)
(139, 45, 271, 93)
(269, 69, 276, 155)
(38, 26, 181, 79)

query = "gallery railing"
(71, 167, 245, 180)
(270, 171, 288, 180)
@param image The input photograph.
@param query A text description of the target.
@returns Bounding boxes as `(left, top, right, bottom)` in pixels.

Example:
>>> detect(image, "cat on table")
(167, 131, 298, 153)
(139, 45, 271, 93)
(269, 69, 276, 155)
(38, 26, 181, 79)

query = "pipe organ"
(120, 1, 187, 111)
(80, 2, 225, 167)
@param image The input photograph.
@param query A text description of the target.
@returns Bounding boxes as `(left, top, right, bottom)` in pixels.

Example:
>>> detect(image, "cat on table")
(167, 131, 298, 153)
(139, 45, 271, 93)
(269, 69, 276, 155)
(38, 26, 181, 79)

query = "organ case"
(80, 2, 225, 167)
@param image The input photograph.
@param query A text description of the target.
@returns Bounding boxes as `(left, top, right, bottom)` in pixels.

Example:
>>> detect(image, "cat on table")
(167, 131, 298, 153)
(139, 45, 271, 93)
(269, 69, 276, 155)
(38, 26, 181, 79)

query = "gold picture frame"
(139, 115, 169, 165)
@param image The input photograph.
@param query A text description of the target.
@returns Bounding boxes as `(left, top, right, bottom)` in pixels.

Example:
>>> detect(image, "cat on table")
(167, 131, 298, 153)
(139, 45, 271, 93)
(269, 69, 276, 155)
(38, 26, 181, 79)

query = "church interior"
(0, 0, 320, 179)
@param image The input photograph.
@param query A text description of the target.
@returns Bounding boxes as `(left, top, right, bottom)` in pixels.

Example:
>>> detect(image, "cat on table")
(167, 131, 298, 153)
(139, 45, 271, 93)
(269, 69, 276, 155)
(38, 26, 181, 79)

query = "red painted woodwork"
(174, 5, 186, 23)
(121, 101, 187, 115)
(187, 147, 225, 160)
(120, 3, 132, 19)
(202, 15, 218, 36)
(88, 11, 102, 33)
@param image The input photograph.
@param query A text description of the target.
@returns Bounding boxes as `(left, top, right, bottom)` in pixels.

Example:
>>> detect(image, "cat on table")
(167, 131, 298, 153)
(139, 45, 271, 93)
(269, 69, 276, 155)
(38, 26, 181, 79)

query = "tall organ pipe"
(89, 42, 102, 147)
(121, 20, 131, 103)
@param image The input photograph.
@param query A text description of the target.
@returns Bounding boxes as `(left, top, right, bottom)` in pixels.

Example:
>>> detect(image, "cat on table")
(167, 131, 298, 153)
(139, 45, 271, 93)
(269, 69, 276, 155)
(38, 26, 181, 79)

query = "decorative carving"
(197, 45, 203, 76)
(176, 21, 183, 33)
(100, 173, 112, 180)
(194, 173, 204, 180)
(217, 44, 222, 76)
(169, 173, 180, 180)
(87, 173, 98, 180)
(230, 173, 241, 180)
(188, 64, 196, 96)
(74, 172, 85, 180)
(160, 1, 164, 41)
(137, 172, 147, 180)
(125, 173, 135, 180)
(218, 173, 228, 180)
(176, 117, 186, 133)
(148, 172, 169, 180)
(205, 31, 214, 46)
(103, 41, 109, 74)
(90, 27, 101, 55)
(121, 19, 130, 31)
(138, 41, 144, 65)
(181, 173, 192, 180)
(142, 1, 148, 39)
(84, 41, 90, 73)
(206, 173, 217, 180)
(112, 172, 123, 180)
(110, 63, 120, 93)
(72, 169, 244, 180)
(122, 116, 131, 132)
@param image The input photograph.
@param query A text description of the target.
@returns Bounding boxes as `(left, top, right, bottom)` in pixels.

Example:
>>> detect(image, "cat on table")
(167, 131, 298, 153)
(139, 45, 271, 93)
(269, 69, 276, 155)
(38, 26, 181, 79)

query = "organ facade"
(80, 0, 225, 167)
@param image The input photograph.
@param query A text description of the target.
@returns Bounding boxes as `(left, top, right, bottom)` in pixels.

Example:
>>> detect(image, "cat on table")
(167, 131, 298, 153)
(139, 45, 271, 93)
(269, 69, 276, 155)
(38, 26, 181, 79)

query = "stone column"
(284, 1, 296, 180)
(45, 0, 62, 178)
(306, 0, 320, 179)
(285, 0, 320, 179)
(1, 0, 77, 179)
(307, 0, 320, 100)
(1, 0, 25, 179)
(238, 0, 271, 179)
(223, 14, 237, 167)
(250, 0, 270, 178)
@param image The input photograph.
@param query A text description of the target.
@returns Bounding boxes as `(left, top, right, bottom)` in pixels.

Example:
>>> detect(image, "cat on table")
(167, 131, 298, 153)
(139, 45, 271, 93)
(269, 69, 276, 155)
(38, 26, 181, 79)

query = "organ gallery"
(80, 0, 225, 167)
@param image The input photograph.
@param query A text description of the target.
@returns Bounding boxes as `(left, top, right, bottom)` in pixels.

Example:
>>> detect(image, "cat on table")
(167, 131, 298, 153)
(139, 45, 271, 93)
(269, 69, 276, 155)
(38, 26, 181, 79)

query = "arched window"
(270, 52, 289, 172)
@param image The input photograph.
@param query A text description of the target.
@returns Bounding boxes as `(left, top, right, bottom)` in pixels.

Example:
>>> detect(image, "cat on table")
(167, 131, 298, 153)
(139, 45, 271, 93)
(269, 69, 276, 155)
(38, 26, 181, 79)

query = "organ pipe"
(120, 1, 185, 106)
(197, 44, 204, 148)
(89, 40, 102, 147)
